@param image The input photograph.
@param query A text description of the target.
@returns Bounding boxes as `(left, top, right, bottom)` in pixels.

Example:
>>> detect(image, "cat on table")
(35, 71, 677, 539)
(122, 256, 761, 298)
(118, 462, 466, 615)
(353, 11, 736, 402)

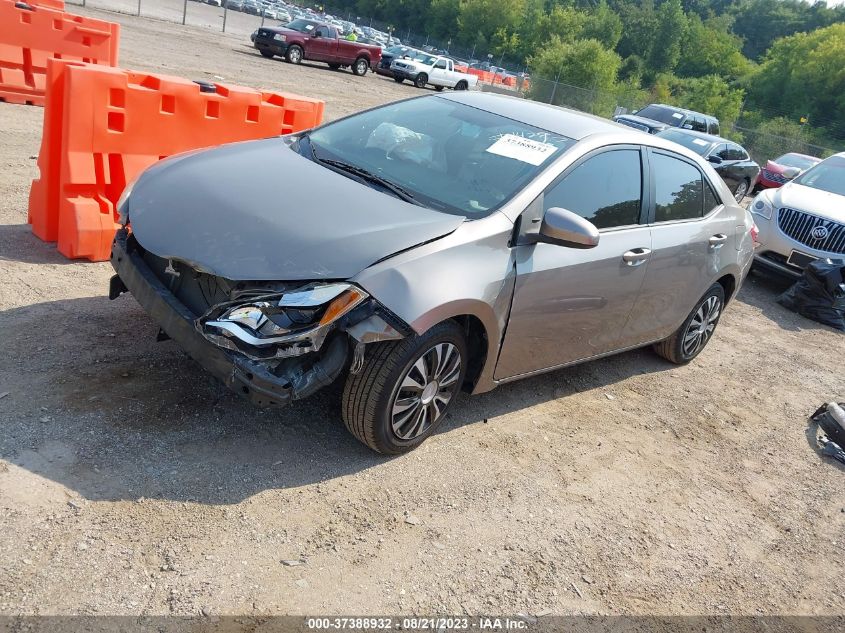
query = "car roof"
(646, 103, 717, 120)
(659, 128, 733, 145)
(439, 92, 639, 141)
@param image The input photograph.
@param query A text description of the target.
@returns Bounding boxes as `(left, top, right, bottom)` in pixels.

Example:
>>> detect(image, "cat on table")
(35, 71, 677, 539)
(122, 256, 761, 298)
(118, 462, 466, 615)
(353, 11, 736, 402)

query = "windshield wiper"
(302, 139, 422, 206)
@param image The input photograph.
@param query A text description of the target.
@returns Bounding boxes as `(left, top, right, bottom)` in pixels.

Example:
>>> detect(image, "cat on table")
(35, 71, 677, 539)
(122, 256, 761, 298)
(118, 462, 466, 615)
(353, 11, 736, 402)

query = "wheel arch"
(715, 272, 738, 304)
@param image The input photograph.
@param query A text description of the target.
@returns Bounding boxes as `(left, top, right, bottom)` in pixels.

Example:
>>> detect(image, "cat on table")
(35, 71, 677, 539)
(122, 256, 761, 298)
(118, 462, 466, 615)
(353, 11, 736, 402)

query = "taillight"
(750, 224, 759, 242)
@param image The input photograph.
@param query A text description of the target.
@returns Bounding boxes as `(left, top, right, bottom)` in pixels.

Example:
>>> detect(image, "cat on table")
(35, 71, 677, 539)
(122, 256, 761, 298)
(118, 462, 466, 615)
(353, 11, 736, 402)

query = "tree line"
(322, 0, 845, 152)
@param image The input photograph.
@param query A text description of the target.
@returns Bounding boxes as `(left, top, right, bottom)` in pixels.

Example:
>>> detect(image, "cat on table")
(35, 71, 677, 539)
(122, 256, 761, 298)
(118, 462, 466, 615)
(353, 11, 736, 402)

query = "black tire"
(259, 49, 274, 59)
(285, 45, 303, 64)
(414, 73, 428, 88)
(734, 178, 750, 202)
(393, 76, 404, 83)
(341, 321, 468, 455)
(653, 283, 725, 365)
(352, 57, 369, 76)
(328, 62, 340, 70)
(455, 80, 468, 90)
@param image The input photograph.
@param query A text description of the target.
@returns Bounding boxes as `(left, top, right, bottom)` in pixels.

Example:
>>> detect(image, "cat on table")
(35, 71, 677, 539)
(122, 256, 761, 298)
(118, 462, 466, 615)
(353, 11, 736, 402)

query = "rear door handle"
(622, 248, 652, 266)
(709, 234, 728, 248)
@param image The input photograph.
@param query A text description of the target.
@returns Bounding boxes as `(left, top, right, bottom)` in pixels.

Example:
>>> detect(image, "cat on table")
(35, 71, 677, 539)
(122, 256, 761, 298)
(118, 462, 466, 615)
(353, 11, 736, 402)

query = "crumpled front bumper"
(109, 230, 308, 407)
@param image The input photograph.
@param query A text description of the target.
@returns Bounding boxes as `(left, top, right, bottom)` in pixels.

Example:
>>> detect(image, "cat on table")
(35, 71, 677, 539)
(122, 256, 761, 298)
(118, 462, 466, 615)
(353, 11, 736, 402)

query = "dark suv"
(614, 104, 720, 136)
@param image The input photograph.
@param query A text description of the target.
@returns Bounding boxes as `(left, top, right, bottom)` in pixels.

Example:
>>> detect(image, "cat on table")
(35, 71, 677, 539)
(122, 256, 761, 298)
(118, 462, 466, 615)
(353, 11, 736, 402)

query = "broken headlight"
(200, 283, 369, 358)
(116, 179, 137, 226)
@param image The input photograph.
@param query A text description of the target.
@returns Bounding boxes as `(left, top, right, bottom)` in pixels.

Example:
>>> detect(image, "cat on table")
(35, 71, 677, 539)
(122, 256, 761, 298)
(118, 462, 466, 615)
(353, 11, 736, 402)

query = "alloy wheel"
(734, 180, 748, 202)
(682, 295, 722, 358)
(390, 342, 461, 440)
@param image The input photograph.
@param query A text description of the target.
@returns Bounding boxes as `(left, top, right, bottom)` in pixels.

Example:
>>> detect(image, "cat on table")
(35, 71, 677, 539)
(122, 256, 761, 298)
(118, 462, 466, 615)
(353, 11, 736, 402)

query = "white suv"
(750, 151, 845, 277)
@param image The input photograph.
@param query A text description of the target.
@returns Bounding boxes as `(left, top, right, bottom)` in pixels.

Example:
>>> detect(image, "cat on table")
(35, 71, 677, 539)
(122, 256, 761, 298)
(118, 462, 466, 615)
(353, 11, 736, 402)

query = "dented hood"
(126, 138, 465, 280)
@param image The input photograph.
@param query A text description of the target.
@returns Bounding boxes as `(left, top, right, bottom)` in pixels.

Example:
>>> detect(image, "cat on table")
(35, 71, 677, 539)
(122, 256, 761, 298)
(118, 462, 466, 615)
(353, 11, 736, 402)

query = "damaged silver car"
(110, 92, 755, 454)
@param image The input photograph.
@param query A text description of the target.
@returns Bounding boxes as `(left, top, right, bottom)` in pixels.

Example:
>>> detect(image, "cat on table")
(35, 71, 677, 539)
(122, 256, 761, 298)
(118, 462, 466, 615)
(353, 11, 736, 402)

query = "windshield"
(410, 52, 438, 65)
(306, 96, 574, 216)
(793, 155, 845, 196)
(286, 18, 318, 33)
(658, 130, 714, 156)
(635, 105, 686, 126)
(775, 153, 819, 170)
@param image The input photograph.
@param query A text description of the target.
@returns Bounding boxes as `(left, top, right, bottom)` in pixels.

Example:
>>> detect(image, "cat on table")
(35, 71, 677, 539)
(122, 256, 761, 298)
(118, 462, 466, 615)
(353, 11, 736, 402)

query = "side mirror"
(708, 155, 723, 165)
(538, 207, 600, 249)
(312, 32, 321, 38)
(782, 167, 801, 180)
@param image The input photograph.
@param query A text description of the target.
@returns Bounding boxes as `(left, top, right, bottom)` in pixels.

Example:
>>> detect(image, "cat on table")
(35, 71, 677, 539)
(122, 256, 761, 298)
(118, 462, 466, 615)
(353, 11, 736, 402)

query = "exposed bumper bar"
(110, 230, 305, 407)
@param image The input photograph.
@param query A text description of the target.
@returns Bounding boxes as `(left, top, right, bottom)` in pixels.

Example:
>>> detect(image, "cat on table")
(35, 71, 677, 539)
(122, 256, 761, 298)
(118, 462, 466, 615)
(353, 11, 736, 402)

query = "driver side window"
(434, 60, 447, 69)
(543, 149, 643, 230)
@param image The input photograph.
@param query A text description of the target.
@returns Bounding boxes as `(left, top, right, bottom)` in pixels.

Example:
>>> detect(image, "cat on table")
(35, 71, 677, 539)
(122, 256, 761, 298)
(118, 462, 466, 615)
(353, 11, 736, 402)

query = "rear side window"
(545, 149, 643, 229)
(688, 116, 707, 132)
(704, 180, 722, 213)
(726, 143, 748, 161)
(652, 153, 704, 222)
(707, 120, 720, 135)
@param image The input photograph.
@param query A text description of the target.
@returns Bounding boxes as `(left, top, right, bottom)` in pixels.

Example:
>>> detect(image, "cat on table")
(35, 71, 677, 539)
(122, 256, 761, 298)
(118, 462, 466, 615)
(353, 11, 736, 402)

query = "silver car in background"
(750, 152, 845, 278)
(110, 93, 755, 454)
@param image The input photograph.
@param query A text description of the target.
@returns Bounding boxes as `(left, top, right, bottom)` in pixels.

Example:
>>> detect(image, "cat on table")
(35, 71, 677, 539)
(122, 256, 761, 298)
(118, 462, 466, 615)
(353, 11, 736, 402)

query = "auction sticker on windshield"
(486, 134, 557, 166)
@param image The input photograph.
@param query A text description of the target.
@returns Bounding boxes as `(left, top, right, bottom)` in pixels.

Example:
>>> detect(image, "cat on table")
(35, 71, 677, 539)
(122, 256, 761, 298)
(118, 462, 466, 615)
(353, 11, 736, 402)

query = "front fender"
(353, 213, 517, 394)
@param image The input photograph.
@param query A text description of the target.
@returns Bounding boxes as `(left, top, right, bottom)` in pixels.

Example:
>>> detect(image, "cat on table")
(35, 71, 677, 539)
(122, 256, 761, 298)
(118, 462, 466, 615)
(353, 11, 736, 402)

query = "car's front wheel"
(342, 321, 467, 454)
(653, 283, 725, 364)
(414, 73, 428, 88)
(286, 45, 303, 64)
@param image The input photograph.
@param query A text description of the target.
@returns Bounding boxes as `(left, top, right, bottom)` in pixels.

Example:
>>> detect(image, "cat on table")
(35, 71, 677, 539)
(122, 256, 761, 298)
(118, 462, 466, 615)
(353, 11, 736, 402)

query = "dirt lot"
(1, 8, 844, 619)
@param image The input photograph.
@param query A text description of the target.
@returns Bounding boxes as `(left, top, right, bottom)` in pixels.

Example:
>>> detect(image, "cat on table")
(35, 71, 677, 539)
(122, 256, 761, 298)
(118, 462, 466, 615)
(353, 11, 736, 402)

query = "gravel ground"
(1, 7, 845, 619)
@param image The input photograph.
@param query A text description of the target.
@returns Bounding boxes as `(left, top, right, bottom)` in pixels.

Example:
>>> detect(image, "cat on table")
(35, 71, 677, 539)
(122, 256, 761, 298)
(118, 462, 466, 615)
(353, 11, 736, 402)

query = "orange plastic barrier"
(28, 59, 326, 261)
(27, 0, 65, 9)
(0, 0, 119, 106)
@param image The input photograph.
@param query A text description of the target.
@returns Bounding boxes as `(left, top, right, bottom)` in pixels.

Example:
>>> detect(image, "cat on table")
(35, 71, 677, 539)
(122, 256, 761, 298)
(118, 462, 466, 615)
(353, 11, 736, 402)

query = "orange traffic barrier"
(27, 0, 65, 8)
(0, 0, 119, 106)
(28, 59, 326, 261)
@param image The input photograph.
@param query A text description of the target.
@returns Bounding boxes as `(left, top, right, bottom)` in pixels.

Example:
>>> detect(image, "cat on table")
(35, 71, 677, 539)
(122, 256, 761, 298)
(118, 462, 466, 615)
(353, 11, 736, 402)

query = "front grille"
(762, 169, 788, 184)
(777, 207, 845, 255)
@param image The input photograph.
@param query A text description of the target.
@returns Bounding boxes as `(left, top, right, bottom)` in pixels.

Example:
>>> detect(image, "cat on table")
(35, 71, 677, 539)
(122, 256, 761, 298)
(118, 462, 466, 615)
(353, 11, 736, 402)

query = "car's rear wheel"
(352, 57, 369, 76)
(414, 73, 428, 88)
(393, 76, 404, 83)
(341, 321, 467, 454)
(733, 179, 750, 202)
(259, 49, 274, 58)
(455, 80, 468, 90)
(286, 45, 303, 64)
(653, 283, 725, 364)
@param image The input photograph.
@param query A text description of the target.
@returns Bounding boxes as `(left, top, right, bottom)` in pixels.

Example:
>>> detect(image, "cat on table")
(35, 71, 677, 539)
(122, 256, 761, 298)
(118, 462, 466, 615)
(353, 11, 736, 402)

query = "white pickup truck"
(390, 54, 478, 91)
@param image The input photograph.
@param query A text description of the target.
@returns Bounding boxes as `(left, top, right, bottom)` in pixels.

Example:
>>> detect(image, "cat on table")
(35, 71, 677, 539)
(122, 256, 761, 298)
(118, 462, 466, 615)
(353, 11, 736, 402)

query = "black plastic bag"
(777, 258, 845, 331)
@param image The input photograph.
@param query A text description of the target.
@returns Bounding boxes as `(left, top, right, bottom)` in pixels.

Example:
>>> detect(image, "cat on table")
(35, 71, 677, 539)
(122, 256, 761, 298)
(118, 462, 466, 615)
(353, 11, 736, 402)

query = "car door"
(624, 149, 737, 345)
(308, 26, 332, 61)
(429, 59, 451, 86)
(495, 146, 653, 380)
(711, 143, 741, 191)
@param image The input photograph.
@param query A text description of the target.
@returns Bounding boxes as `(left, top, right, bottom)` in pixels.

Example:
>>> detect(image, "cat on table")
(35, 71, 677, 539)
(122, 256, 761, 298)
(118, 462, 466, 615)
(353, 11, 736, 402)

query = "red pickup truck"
(251, 19, 382, 76)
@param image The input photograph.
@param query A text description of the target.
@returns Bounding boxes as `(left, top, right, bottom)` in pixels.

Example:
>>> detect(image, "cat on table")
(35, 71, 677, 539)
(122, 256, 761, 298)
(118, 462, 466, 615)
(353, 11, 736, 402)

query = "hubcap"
(391, 343, 461, 440)
(291, 49, 301, 62)
(734, 182, 748, 202)
(682, 295, 721, 357)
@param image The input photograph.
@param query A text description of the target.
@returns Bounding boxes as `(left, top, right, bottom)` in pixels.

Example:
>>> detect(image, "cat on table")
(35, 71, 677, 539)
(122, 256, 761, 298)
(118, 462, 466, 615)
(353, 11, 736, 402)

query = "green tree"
(677, 15, 752, 80)
(581, 0, 623, 50)
(528, 37, 621, 114)
(615, 0, 658, 61)
(457, 0, 526, 50)
(646, 0, 687, 78)
(427, 0, 461, 41)
(665, 74, 745, 127)
(748, 23, 845, 139)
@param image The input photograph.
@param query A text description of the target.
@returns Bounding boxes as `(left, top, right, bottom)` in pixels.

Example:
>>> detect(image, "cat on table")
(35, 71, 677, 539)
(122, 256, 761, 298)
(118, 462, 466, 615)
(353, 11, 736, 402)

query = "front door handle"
(622, 248, 652, 266)
(709, 234, 728, 248)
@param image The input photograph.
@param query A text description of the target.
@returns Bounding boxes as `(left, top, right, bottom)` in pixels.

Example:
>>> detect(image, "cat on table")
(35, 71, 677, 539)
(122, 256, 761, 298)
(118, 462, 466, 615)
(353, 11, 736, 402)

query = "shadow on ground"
(1, 293, 675, 505)
(0, 224, 79, 266)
